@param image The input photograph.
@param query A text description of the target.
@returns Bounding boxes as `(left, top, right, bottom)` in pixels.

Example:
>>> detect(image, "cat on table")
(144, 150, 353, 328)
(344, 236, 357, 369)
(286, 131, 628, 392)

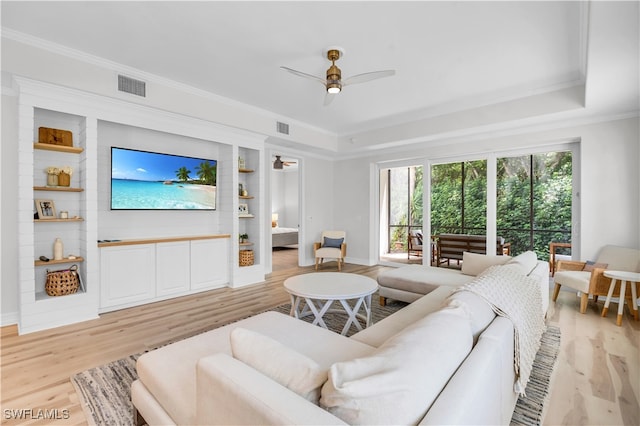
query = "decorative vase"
(53, 238, 64, 260)
(47, 173, 58, 186)
(58, 171, 70, 187)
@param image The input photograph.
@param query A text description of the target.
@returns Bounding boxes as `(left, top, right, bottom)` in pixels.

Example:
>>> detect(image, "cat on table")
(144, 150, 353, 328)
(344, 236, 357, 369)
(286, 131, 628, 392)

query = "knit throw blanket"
(453, 264, 545, 395)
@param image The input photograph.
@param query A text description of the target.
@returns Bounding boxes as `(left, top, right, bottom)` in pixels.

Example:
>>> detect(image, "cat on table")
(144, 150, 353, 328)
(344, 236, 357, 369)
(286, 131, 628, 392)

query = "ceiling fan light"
(327, 82, 341, 94)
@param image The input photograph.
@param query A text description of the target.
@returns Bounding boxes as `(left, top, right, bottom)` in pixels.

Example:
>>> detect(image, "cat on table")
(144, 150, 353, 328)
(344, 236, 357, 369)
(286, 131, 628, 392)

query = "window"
(430, 151, 572, 259)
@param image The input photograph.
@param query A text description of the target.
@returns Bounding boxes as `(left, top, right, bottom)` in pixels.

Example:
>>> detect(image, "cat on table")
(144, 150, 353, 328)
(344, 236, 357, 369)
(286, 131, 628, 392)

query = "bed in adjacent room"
(272, 227, 298, 248)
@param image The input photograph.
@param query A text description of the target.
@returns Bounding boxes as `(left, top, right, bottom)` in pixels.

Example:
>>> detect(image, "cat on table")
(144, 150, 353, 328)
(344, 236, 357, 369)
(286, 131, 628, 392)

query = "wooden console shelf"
(239, 195, 254, 199)
(239, 168, 254, 173)
(35, 256, 84, 267)
(34, 218, 84, 223)
(34, 186, 84, 192)
(97, 234, 231, 248)
(33, 142, 84, 154)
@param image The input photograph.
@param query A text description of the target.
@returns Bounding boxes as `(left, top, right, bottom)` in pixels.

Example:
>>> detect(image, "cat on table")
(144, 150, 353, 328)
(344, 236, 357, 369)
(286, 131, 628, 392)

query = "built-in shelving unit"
(15, 76, 266, 334)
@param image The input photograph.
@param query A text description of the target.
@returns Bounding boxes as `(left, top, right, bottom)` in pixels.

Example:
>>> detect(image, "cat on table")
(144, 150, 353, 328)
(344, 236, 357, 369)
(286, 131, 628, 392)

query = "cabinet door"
(191, 239, 229, 290)
(100, 244, 156, 309)
(157, 241, 190, 297)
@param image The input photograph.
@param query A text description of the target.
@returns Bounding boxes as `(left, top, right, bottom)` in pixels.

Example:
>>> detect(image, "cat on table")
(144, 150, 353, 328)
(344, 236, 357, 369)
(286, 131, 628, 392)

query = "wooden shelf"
(33, 143, 83, 154)
(239, 168, 254, 173)
(239, 214, 255, 218)
(97, 234, 231, 248)
(35, 256, 84, 267)
(34, 186, 84, 192)
(239, 241, 254, 246)
(239, 195, 254, 199)
(35, 218, 84, 223)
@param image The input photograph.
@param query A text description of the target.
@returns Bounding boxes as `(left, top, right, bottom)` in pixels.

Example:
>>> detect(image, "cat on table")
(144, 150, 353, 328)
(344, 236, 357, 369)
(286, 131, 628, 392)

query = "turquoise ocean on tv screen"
(111, 179, 216, 209)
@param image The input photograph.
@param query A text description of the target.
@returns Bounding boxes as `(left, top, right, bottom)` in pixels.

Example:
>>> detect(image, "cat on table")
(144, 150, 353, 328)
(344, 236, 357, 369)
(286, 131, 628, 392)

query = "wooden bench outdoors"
(436, 233, 510, 267)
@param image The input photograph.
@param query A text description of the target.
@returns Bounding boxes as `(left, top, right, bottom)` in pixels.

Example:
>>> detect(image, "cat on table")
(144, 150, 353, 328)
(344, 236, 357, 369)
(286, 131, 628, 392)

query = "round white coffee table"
(602, 270, 640, 326)
(283, 272, 378, 335)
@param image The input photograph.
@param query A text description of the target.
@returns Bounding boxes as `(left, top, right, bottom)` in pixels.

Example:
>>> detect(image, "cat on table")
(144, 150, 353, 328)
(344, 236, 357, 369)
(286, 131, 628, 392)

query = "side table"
(601, 270, 640, 326)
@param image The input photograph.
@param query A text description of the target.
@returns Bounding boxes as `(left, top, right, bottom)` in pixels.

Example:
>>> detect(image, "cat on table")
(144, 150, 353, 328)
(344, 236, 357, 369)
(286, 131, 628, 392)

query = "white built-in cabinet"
(157, 242, 191, 297)
(191, 238, 229, 290)
(100, 244, 156, 308)
(99, 236, 229, 312)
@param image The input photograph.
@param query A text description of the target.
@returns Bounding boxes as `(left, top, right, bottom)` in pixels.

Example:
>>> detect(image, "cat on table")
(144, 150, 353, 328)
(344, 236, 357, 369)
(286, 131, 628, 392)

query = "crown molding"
(1, 28, 336, 140)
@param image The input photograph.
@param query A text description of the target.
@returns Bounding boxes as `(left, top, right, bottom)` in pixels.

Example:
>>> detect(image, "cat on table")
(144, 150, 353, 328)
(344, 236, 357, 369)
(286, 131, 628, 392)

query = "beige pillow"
(582, 261, 608, 272)
(461, 251, 512, 276)
(506, 250, 538, 275)
(320, 305, 473, 425)
(230, 327, 327, 404)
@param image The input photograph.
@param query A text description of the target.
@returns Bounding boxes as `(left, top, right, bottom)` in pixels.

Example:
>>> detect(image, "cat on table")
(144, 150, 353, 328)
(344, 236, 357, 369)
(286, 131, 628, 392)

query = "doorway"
(379, 164, 424, 265)
(271, 155, 300, 271)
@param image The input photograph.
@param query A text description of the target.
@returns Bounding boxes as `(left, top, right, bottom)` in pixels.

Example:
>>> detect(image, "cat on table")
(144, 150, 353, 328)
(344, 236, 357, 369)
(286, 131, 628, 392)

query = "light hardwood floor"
(1, 264, 638, 425)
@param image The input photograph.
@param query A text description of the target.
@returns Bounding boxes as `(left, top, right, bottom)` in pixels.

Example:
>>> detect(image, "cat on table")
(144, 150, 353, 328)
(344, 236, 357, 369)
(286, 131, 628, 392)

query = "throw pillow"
(461, 251, 512, 276)
(583, 260, 608, 272)
(446, 290, 496, 342)
(320, 305, 473, 425)
(323, 237, 344, 248)
(230, 327, 328, 404)
(506, 250, 538, 275)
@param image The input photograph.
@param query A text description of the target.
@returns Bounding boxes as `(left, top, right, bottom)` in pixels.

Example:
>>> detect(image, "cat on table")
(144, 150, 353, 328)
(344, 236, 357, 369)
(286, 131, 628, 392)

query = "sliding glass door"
(430, 150, 572, 260)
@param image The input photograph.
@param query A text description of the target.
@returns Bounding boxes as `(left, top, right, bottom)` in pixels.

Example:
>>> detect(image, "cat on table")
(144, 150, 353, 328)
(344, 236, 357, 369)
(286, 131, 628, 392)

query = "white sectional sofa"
(131, 252, 549, 425)
(378, 250, 550, 314)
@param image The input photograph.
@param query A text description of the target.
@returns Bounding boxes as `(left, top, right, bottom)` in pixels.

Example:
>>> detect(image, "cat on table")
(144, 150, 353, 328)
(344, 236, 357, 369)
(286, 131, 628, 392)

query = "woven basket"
(239, 250, 254, 267)
(45, 264, 80, 296)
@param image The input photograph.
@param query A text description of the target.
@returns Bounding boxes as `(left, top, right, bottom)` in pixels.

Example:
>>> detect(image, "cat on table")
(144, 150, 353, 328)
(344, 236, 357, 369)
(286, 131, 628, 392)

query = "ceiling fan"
(273, 155, 297, 170)
(281, 47, 395, 105)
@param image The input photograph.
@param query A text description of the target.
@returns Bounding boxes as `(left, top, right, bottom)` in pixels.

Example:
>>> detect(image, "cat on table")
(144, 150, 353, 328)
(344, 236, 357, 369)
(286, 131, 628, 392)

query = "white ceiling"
(2, 1, 638, 151)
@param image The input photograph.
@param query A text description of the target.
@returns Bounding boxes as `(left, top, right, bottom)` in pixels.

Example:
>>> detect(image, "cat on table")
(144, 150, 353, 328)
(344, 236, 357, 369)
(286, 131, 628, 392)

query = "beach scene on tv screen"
(111, 147, 217, 210)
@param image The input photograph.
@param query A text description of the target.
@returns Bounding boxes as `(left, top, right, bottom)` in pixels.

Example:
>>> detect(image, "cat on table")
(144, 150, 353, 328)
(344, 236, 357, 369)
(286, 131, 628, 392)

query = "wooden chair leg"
(552, 283, 561, 301)
(315, 258, 319, 270)
(579, 293, 589, 313)
(379, 296, 386, 306)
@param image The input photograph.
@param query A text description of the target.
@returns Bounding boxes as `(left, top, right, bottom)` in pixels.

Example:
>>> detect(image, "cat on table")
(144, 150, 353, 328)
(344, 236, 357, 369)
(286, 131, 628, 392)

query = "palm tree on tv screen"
(195, 161, 216, 185)
(175, 166, 191, 182)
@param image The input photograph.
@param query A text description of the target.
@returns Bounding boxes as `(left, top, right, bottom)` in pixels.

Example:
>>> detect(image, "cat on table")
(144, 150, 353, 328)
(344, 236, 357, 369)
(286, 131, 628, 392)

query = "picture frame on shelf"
(35, 199, 56, 220)
(238, 203, 249, 215)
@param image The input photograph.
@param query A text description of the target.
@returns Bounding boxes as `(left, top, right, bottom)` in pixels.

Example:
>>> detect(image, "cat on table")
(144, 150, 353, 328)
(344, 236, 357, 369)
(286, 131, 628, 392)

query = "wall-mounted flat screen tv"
(111, 147, 217, 210)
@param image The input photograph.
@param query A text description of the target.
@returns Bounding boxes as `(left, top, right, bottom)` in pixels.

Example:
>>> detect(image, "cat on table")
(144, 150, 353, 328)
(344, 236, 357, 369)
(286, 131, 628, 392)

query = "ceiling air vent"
(118, 75, 146, 97)
(276, 121, 290, 135)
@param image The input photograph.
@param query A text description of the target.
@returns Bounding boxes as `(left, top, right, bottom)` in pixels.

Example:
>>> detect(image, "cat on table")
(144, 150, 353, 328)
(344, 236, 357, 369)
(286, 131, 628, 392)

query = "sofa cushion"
(230, 327, 327, 404)
(320, 304, 473, 425)
(351, 286, 456, 347)
(506, 251, 538, 275)
(446, 290, 496, 342)
(377, 265, 474, 295)
(461, 252, 512, 276)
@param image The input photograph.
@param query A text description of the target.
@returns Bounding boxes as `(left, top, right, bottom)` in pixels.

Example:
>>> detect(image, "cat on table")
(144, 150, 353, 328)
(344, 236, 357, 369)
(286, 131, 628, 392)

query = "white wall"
(97, 121, 221, 239)
(333, 117, 640, 264)
(1, 92, 19, 324)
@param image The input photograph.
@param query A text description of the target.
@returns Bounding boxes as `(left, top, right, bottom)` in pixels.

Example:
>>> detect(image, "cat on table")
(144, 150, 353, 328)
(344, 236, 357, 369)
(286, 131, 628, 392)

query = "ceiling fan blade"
(343, 70, 395, 86)
(280, 66, 326, 86)
(323, 92, 336, 106)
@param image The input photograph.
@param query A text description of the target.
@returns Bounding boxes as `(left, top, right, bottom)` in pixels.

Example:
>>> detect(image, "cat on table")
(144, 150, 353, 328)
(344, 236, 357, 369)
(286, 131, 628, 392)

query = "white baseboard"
(1, 311, 18, 327)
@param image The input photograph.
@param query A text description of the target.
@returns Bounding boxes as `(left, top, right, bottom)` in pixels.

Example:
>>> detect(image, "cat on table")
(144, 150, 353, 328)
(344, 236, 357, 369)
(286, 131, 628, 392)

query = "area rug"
(71, 302, 560, 426)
